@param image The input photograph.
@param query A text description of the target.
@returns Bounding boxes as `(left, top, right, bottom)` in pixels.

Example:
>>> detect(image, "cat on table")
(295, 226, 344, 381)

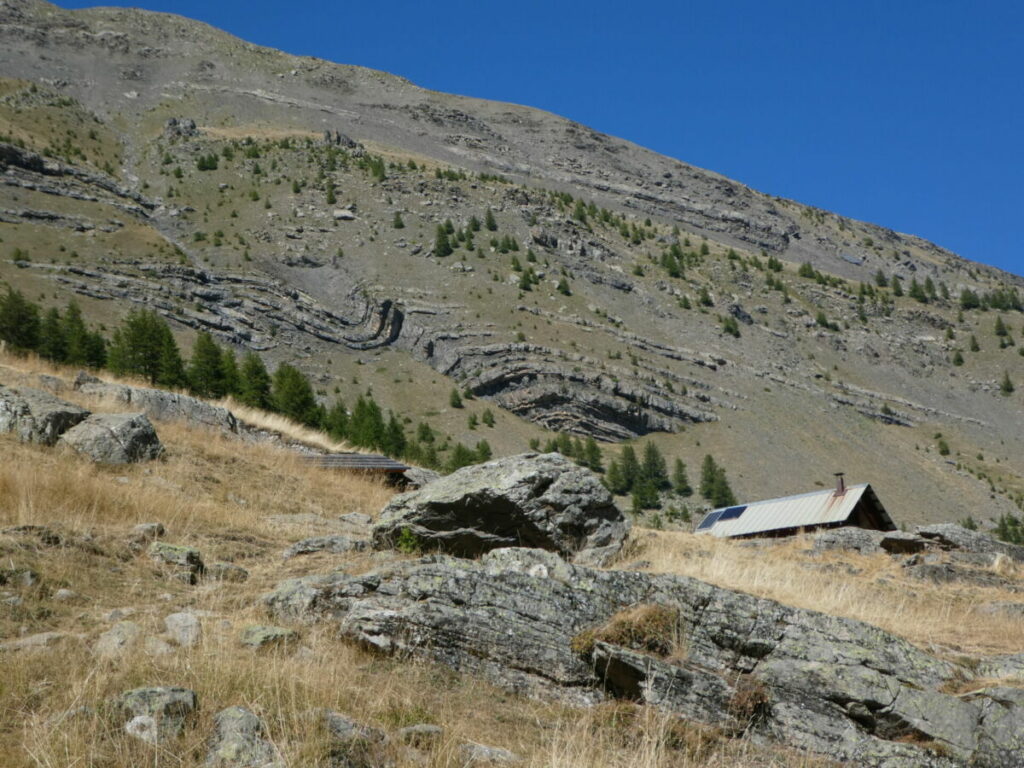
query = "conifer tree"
(324, 400, 349, 441)
(481, 408, 495, 428)
(475, 439, 492, 462)
(434, 226, 453, 257)
(238, 352, 272, 410)
(620, 445, 640, 492)
(1001, 371, 1015, 396)
(220, 349, 240, 397)
(672, 458, 692, 496)
(107, 309, 184, 386)
(62, 301, 105, 367)
(449, 388, 463, 408)
(350, 394, 386, 449)
(383, 412, 406, 457)
(38, 307, 67, 363)
(710, 467, 738, 507)
(271, 363, 320, 427)
(187, 331, 226, 398)
(484, 208, 497, 231)
(641, 442, 670, 489)
(583, 437, 603, 472)
(605, 459, 628, 495)
(700, 455, 719, 500)
(0, 287, 41, 352)
(446, 442, 477, 472)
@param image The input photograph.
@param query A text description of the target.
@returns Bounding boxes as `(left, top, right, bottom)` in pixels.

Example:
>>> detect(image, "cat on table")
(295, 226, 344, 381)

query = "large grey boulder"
(117, 686, 197, 743)
(0, 385, 90, 444)
(58, 412, 163, 463)
(372, 453, 629, 565)
(206, 706, 282, 767)
(74, 375, 238, 433)
(264, 547, 1022, 767)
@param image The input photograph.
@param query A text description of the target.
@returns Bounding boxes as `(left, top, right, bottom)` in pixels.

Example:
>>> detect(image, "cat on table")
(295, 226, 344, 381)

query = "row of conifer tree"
(2, 287, 737, 509)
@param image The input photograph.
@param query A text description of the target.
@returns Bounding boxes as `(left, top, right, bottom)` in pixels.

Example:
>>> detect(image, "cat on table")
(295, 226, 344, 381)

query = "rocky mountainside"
(1, 354, 1023, 767)
(0, 0, 1022, 525)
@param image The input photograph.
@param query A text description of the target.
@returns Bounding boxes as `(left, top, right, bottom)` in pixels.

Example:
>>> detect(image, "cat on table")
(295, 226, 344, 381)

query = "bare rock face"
(265, 547, 1023, 768)
(74, 376, 238, 433)
(372, 453, 629, 565)
(916, 523, 1024, 564)
(58, 412, 163, 464)
(0, 385, 90, 444)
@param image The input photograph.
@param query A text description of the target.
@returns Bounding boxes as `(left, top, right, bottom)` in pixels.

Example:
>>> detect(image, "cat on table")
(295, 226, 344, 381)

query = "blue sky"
(56, 1, 1024, 277)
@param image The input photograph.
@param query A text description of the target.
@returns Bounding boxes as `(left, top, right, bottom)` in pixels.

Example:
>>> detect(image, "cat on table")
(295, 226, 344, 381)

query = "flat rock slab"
(0, 384, 90, 444)
(74, 376, 238, 433)
(265, 546, 1023, 767)
(59, 412, 163, 464)
(372, 452, 629, 565)
(282, 535, 367, 559)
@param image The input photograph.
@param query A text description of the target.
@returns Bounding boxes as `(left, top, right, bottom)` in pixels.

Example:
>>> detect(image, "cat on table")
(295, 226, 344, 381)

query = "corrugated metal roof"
(696, 483, 892, 537)
(299, 453, 409, 472)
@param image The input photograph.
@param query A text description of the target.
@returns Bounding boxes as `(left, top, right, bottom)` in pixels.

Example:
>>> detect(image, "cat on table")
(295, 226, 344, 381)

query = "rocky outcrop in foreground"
(265, 546, 1023, 768)
(372, 453, 629, 566)
(0, 384, 90, 444)
(59, 412, 163, 464)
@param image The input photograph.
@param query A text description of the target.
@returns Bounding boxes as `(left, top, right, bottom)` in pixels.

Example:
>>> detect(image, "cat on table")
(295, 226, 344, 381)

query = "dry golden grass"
(0, 352, 1006, 766)
(0, 352, 832, 767)
(632, 529, 1024, 656)
(0, 426, 827, 768)
(216, 397, 351, 453)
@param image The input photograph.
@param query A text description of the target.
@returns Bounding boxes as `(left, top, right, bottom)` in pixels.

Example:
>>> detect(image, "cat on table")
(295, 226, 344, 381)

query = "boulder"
(59, 413, 163, 464)
(149, 542, 205, 583)
(95, 621, 142, 658)
(130, 522, 166, 544)
(0, 385, 90, 444)
(311, 709, 386, 767)
(117, 686, 197, 743)
(461, 743, 522, 764)
(264, 546, 1022, 767)
(206, 706, 282, 768)
(164, 612, 202, 647)
(812, 527, 885, 555)
(206, 562, 249, 582)
(372, 453, 629, 565)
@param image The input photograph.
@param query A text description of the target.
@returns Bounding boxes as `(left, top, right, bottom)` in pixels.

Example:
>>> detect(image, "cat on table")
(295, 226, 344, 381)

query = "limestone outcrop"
(372, 453, 629, 565)
(265, 547, 1024, 767)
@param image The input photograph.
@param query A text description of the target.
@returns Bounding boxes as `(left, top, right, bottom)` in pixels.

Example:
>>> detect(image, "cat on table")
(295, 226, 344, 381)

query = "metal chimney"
(834, 472, 846, 496)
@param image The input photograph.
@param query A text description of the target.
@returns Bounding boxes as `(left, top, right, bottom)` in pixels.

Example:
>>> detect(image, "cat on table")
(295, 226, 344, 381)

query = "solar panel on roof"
(696, 510, 724, 531)
(718, 505, 747, 521)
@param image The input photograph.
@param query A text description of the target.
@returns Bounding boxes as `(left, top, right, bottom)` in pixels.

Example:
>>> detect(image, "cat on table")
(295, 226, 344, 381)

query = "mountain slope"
(0, 0, 1022, 526)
